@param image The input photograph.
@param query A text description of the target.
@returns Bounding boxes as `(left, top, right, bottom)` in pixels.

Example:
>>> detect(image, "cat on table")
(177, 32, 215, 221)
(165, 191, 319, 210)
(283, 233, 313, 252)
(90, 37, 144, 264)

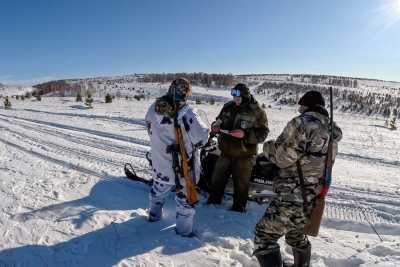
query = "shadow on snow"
(0, 178, 257, 266)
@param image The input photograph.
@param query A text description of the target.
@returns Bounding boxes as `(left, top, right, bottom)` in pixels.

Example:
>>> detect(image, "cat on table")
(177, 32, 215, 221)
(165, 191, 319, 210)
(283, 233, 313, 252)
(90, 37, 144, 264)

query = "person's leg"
(285, 206, 311, 267)
(175, 191, 195, 237)
(285, 229, 311, 267)
(230, 157, 253, 212)
(175, 183, 196, 237)
(207, 155, 231, 204)
(148, 181, 173, 222)
(254, 198, 288, 266)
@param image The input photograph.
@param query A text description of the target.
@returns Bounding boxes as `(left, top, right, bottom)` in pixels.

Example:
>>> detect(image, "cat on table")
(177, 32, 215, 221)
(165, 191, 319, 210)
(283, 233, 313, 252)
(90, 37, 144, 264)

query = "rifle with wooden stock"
(173, 116, 199, 205)
(171, 88, 198, 205)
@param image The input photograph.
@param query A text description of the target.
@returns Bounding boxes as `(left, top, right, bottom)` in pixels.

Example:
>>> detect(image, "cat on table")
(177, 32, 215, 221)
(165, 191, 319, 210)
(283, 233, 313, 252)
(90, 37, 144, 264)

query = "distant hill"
(32, 73, 236, 97)
(33, 73, 400, 98)
(31, 73, 400, 118)
(0, 84, 34, 97)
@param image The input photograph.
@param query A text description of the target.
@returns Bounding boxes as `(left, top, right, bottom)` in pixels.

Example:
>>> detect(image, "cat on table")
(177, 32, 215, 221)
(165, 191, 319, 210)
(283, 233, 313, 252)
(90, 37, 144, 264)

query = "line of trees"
(138, 73, 235, 88)
(256, 81, 400, 118)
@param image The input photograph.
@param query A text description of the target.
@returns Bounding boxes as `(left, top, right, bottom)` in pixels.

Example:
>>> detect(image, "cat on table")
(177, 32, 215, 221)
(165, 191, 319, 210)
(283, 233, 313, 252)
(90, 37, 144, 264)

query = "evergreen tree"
(4, 96, 11, 109)
(76, 92, 82, 102)
(85, 92, 94, 108)
(105, 93, 112, 103)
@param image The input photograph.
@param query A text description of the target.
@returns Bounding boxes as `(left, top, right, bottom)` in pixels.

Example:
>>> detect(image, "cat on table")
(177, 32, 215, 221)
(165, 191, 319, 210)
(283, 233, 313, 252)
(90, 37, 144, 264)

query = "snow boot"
(253, 245, 282, 267)
(292, 244, 311, 267)
(230, 204, 246, 213)
(175, 192, 195, 237)
(206, 195, 222, 205)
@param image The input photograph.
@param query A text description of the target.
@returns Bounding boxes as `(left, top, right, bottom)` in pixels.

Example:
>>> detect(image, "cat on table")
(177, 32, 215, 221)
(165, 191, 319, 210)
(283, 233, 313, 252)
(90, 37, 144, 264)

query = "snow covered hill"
(0, 93, 399, 266)
(0, 84, 34, 98)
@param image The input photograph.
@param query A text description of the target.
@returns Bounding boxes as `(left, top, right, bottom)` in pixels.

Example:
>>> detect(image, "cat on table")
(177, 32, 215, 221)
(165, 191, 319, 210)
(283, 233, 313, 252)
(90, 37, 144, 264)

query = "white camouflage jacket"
(145, 102, 210, 185)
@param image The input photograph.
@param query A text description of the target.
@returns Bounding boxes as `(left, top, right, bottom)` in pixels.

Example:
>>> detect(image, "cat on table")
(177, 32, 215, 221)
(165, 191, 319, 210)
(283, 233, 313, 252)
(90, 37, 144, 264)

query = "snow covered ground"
(0, 85, 33, 97)
(0, 91, 399, 266)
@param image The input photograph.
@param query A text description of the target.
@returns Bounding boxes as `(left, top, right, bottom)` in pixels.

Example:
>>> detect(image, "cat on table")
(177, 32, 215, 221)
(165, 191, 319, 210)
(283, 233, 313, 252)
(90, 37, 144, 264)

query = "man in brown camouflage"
(207, 83, 269, 212)
(253, 91, 342, 267)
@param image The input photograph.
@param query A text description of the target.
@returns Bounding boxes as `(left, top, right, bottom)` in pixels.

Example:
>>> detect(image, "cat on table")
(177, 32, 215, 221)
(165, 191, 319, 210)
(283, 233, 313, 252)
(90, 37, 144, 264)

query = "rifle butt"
(304, 196, 325, 237)
(186, 180, 199, 205)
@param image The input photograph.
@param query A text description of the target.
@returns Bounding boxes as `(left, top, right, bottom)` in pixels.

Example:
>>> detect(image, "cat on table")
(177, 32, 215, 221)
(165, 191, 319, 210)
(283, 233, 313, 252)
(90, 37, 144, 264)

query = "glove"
(211, 120, 221, 134)
(166, 144, 179, 154)
(229, 129, 245, 139)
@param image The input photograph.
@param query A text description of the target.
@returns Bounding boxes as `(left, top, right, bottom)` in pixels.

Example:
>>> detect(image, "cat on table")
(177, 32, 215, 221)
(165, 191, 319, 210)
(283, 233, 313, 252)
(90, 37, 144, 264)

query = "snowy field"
(0, 91, 399, 266)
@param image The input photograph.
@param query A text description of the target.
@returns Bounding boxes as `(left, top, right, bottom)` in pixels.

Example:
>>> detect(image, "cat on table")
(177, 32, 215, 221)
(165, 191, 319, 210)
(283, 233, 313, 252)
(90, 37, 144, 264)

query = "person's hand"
(212, 125, 221, 133)
(229, 129, 245, 139)
(211, 122, 220, 134)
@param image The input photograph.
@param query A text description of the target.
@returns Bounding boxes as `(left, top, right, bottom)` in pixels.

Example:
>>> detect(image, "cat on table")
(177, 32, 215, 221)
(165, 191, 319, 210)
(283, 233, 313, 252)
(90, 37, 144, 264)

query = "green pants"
(208, 155, 253, 211)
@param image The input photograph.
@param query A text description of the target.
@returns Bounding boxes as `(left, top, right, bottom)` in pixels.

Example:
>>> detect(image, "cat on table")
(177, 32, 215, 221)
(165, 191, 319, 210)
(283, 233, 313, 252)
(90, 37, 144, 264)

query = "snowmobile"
(197, 135, 278, 203)
(124, 109, 278, 203)
(124, 135, 278, 203)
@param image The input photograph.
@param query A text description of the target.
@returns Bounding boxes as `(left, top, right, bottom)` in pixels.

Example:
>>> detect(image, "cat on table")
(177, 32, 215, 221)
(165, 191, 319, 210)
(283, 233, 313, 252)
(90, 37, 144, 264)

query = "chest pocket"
(235, 114, 255, 130)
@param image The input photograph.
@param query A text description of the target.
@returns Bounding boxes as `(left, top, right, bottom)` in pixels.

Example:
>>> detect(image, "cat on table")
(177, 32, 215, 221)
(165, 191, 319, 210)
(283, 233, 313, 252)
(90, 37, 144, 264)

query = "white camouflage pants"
(149, 180, 195, 236)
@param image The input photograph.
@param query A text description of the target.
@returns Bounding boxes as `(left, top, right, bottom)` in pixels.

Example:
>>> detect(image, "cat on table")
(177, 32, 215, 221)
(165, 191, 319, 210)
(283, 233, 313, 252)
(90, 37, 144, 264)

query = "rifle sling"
(296, 160, 308, 213)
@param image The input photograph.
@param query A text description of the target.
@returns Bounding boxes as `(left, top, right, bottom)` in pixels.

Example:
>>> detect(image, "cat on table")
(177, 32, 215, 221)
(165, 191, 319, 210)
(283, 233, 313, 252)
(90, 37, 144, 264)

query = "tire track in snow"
(0, 116, 151, 178)
(23, 108, 148, 127)
(337, 152, 400, 167)
(0, 114, 150, 147)
(326, 184, 400, 226)
(1, 125, 123, 169)
(0, 135, 103, 178)
(0, 115, 149, 159)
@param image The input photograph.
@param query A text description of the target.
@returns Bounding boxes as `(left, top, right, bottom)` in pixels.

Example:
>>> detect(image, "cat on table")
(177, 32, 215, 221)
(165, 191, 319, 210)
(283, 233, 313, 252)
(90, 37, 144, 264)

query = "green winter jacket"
(215, 96, 269, 157)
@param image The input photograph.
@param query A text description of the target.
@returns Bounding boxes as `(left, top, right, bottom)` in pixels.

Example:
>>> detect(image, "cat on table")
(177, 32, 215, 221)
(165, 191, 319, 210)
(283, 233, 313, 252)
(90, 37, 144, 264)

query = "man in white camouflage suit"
(145, 78, 209, 237)
(253, 91, 342, 267)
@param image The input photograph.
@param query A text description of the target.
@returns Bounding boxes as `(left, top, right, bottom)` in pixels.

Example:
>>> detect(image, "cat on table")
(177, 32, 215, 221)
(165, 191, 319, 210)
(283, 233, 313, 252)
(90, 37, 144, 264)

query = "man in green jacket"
(207, 83, 269, 212)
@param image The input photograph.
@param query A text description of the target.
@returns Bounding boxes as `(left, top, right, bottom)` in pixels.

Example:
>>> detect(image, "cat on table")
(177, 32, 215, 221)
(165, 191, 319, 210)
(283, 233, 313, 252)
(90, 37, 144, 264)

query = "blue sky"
(1, 0, 400, 84)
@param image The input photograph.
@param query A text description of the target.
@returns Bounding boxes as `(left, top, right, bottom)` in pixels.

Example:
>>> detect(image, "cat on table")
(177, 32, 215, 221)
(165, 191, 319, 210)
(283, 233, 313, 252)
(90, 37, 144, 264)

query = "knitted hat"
(298, 90, 325, 107)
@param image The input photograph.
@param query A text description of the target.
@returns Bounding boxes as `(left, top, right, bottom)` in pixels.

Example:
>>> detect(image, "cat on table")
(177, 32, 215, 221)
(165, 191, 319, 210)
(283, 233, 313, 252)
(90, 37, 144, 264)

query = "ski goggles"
(231, 88, 242, 97)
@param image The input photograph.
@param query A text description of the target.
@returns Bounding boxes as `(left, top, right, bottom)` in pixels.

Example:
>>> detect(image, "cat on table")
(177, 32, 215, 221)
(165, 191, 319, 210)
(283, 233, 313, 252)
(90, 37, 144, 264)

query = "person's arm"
(182, 108, 210, 147)
(210, 104, 228, 134)
(243, 108, 269, 144)
(263, 117, 303, 168)
(332, 122, 343, 142)
(144, 103, 155, 136)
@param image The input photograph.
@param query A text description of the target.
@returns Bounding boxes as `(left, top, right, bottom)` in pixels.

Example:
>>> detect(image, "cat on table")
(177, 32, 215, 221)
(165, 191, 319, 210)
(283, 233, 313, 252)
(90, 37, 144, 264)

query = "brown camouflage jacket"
(263, 109, 342, 201)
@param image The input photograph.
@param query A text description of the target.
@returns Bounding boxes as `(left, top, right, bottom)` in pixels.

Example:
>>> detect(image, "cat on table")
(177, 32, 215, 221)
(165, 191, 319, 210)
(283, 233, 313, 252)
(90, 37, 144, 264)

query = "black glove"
(166, 144, 180, 154)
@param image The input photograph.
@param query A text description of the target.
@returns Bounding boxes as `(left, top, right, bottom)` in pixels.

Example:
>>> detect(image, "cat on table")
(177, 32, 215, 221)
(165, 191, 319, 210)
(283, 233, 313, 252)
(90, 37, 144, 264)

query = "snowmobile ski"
(124, 163, 152, 185)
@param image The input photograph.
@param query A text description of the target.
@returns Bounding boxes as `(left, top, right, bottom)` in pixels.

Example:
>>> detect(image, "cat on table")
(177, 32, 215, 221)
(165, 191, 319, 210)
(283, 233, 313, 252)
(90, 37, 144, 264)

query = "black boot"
(230, 204, 246, 213)
(253, 246, 282, 267)
(206, 193, 223, 205)
(292, 244, 311, 267)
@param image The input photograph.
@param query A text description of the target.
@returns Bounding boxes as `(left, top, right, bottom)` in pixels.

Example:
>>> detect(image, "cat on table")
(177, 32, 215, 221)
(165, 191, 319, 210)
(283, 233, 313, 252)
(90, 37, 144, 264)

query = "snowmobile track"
(0, 114, 150, 147)
(0, 115, 149, 159)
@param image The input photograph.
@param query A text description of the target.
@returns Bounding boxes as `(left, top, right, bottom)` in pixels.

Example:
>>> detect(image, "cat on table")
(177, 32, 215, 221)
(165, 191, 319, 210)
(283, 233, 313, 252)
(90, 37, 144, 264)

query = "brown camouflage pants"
(254, 194, 314, 251)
